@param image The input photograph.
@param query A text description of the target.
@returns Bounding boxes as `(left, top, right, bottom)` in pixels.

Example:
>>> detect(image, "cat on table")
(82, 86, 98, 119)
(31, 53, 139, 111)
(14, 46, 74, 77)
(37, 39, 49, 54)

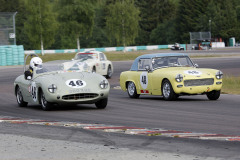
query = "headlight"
(99, 80, 108, 89)
(216, 71, 223, 79)
(175, 74, 183, 82)
(48, 84, 57, 93)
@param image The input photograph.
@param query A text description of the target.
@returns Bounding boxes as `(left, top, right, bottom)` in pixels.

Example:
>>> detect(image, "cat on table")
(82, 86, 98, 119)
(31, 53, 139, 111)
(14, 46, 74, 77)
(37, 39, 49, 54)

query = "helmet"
(30, 57, 43, 69)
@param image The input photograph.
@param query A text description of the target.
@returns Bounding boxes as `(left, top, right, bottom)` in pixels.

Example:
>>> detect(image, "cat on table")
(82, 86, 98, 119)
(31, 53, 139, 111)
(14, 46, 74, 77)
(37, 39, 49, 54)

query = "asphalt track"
(1, 51, 240, 159)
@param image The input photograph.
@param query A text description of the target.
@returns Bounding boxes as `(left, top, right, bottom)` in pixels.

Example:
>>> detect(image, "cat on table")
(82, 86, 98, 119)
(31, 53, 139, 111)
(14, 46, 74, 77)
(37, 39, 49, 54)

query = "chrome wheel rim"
(107, 67, 112, 77)
(163, 82, 170, 98)
(16, 88, 23, 104)
(128, 82, 135, 96)
(41, 93, 47, 109)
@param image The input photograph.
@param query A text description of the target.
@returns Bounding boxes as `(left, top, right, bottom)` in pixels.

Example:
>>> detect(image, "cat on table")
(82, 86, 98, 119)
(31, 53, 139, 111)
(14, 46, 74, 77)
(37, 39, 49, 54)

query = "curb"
(0, 116, 240, 142)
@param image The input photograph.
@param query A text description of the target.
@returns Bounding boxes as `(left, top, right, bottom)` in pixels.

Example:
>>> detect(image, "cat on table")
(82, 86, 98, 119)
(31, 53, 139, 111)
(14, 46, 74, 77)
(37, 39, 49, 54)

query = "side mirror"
(24, 70, 32, 80)
(145, 65, 151, 72)
(194, 64, 199, 68)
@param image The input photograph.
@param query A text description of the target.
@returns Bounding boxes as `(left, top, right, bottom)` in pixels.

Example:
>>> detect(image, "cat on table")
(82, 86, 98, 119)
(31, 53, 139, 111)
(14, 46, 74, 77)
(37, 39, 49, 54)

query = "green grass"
(222, 76, 240, 94)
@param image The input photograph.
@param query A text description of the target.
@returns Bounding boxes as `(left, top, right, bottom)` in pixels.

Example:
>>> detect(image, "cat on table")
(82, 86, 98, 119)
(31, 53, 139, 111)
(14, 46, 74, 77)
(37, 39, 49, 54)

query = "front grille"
(62, 93, 98, 100)
(184, 78, 214, 87)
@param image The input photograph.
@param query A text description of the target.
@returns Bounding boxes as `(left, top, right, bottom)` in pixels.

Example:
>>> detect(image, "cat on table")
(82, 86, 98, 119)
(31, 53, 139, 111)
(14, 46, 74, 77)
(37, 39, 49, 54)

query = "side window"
(138, 59, 151, 71)
(99, 53, 105, 61)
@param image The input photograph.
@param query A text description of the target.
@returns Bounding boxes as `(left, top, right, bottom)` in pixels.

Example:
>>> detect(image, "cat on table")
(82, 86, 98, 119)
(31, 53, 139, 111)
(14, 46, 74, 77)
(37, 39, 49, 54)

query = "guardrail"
(24, 44, 181, 54)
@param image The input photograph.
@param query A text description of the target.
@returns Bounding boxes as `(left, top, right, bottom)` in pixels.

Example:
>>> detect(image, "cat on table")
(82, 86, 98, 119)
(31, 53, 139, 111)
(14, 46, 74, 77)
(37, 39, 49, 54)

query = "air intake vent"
(62, 93, 98, 100)
(184, 78, 214, 87)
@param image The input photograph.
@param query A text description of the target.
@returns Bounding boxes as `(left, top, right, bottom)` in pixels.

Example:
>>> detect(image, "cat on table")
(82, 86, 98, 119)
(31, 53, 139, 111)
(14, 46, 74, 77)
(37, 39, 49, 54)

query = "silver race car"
(14, 54, 110, 111)
(61, 51, 113, 78)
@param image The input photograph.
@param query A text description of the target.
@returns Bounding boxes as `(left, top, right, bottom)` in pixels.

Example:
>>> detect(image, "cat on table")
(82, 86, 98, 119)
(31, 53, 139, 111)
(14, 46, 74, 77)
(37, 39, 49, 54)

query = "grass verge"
(222, 76, 240, 94)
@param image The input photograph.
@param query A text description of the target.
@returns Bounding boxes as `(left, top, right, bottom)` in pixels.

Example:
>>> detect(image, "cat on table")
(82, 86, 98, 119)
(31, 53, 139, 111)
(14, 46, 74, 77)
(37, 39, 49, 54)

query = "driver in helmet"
(24, 57, 43, 79)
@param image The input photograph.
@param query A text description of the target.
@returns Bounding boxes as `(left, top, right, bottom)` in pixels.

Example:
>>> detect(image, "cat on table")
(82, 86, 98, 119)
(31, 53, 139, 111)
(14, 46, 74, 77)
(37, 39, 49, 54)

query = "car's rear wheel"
(40, 91, 51, 111)
(106, 65, 112, 79)
(127, 81, 140, 98)
(162, 80, 177, 101)
(206, 90, 221, 100)
(95, 98, 108, 109)
(16, 87, 28, 107)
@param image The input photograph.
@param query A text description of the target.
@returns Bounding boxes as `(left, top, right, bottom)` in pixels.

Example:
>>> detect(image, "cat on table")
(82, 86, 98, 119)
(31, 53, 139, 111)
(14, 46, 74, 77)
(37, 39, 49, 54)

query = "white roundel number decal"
(184, 70, 202, 75)
(66, 79, 86, 88)
(30, 82, 38, 102)
(140, 72, 148, 89)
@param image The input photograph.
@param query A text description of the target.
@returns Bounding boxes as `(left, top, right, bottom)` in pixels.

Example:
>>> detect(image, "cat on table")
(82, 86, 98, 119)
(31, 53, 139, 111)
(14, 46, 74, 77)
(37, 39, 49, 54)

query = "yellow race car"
(120, 53, 223, 100)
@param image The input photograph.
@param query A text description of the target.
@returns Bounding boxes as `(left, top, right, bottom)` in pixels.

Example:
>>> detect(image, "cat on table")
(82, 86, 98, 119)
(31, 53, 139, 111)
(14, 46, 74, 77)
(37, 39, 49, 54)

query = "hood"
(154, 67, 219, 79)
(34, 71, 107, 90)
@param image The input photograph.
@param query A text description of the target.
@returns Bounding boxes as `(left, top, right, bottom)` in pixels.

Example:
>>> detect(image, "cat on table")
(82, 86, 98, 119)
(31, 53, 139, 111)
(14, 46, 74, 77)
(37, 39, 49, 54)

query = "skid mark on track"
(1, 115, 240, 142)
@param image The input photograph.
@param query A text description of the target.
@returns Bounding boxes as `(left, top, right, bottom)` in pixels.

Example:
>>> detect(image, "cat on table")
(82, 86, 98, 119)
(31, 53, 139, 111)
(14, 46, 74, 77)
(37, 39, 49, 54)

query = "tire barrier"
(0, 45, 25, 66)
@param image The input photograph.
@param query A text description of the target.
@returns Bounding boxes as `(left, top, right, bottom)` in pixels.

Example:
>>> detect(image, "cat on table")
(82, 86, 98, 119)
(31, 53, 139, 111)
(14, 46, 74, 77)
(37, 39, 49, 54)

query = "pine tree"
(135, 0, 176, 45)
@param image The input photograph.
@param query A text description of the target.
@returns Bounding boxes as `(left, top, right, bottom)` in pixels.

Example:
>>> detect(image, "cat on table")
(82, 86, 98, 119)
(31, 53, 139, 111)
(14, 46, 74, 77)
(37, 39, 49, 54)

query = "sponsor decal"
(66, 79, 86, 88)
(184, 70, 202, 75)
(140, 72, 148, 89)
(69, 88, 91, 94)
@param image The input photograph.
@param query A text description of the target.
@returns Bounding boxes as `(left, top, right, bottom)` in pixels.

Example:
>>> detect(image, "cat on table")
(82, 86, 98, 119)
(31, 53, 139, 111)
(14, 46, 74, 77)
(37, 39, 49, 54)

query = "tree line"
(1, 0, 240, 50)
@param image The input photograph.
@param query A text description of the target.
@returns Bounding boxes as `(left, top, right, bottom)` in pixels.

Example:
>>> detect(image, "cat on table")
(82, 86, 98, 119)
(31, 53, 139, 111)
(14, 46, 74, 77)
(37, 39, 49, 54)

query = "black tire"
(95, 98, 108, 109)
(206, 90, 221, 100)
(127, 81, 140, 98)
(162, 80, 177, 101)
(16, 87, 28, 107)
(106, 65, 112, 79)
(92, 66, 96, 73)
(40, 91, 51, 111)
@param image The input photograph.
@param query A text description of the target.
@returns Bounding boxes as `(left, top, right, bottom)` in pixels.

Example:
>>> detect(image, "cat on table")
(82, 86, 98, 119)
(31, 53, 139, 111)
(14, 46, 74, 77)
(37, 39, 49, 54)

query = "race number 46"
(66, 79, 86, 88)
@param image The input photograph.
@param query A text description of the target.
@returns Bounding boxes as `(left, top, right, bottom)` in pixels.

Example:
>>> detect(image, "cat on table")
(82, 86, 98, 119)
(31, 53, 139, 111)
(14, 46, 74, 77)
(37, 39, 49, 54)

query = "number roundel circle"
(66, 79, 86, 88)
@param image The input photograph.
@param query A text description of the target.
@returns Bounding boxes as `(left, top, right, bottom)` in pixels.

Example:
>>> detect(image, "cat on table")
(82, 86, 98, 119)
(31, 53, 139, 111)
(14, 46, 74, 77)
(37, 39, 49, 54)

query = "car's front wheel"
(127, 81, 140, 98)
(95, 98, 108, 109)
(40, 91, 51, 111)
(92, 66, 96, 73)
(162, 80, 177, 101)
(206, 90, 221, 100)
(106, 65, 112, 79)
(16, 87, 28, 107)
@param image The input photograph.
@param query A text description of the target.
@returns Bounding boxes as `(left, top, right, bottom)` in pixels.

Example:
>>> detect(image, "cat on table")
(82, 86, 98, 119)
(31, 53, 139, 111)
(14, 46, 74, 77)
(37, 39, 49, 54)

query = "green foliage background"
(1, 0, 240, 49)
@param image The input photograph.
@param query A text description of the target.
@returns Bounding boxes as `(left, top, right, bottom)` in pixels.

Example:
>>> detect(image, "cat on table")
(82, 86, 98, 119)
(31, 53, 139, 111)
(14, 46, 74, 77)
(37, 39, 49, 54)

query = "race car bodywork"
(171, 43, 184, 50)
(14, 54, 110, 110)
(120, 53, 223, 100)
(61, 51, 113, 78)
